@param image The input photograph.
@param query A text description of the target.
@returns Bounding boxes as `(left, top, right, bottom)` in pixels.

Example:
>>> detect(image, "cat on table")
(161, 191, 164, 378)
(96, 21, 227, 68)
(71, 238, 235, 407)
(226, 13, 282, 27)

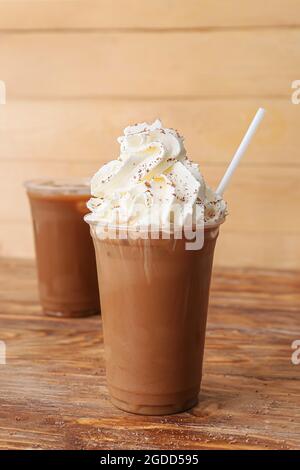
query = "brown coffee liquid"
(92, 226, 219, 415)
(28, 191, 100, 317)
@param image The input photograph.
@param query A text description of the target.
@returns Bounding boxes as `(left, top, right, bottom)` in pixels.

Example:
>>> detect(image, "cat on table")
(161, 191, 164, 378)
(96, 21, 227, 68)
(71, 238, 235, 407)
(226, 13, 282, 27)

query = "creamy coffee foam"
(87, 119, 227, 227)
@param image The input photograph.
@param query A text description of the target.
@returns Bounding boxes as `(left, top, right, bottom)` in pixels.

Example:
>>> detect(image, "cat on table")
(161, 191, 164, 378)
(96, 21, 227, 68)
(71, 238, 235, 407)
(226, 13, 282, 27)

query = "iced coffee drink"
(86, 120, 227, 414)
(26, 179, 100, 318)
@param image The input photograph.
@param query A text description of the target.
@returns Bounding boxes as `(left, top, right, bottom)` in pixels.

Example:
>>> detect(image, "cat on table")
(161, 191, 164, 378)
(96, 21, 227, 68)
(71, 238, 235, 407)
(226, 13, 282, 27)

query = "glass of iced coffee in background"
(85, 120, 227, 415)
(25, 179, 100, 318)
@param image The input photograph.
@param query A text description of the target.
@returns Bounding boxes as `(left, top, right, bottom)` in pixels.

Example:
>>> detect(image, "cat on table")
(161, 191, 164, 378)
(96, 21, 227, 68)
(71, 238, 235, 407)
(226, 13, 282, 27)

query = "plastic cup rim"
(24, 177, 91, 195)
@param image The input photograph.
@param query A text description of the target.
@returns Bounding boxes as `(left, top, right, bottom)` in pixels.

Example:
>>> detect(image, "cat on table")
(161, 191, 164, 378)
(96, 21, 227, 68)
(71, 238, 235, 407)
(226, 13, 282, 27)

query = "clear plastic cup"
(25, 179, 100, 318)
(86, 218, 224, 414)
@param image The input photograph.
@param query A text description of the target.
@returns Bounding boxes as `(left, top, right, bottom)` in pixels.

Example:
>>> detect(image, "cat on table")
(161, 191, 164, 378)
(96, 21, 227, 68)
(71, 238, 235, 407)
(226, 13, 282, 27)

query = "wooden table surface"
(0, 258, 299, 450)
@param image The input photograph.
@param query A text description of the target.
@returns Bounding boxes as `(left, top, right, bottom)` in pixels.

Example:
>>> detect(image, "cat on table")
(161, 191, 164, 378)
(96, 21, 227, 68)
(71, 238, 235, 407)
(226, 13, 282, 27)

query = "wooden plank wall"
(0, 0, 299, 269)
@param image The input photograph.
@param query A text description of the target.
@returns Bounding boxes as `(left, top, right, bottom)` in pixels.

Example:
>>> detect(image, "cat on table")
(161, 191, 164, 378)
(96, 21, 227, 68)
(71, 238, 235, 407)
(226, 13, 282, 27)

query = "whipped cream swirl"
(87, 119, 227, 227)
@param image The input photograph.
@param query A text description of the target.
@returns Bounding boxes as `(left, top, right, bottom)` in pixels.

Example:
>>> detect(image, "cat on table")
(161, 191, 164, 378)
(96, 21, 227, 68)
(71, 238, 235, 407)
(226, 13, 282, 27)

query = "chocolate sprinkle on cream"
(87, 119, 227, 227)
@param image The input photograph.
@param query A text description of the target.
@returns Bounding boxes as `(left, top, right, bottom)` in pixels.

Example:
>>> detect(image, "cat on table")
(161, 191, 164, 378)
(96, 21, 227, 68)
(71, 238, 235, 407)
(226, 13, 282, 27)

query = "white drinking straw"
(216, 107, 266, 196)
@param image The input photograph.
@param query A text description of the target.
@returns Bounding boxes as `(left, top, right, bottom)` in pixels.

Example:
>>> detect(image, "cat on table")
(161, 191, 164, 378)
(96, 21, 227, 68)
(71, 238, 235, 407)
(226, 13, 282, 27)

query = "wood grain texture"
(0, 1, 299, 268)
(0, 258, 299, 450)
(0, 99, 296, 165)
(0, 0, 300, 30)
(0, 30, 298, 98)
